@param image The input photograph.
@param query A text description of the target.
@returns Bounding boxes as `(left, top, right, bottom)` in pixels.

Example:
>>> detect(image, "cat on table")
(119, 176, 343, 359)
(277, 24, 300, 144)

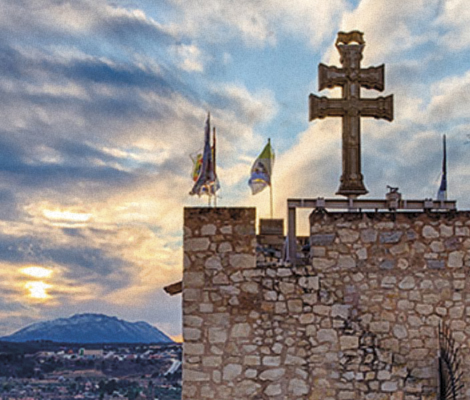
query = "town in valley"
(0, 341, 182, 400)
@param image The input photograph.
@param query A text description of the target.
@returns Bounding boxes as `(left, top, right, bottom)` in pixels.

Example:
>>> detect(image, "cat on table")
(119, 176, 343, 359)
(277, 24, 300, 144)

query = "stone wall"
(308, 211, 470, 400)
(183, 207, 258, 399)
(182, 207, 470, 399)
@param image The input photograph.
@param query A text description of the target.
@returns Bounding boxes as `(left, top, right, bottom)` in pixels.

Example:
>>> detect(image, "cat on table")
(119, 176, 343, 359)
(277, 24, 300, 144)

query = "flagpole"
(269, 138, 273, 219)
(443, 134, 447, 201)
(270, 184, 273, 219)
(213, 127, 217, 208)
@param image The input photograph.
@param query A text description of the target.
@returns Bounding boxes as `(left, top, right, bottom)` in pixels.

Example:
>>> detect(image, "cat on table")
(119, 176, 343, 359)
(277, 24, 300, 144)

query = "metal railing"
(439, 323, 464, 400)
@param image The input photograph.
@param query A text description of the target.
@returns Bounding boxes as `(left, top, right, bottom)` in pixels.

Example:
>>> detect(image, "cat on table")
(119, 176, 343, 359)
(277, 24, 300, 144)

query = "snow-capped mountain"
(1, 313, 174, 344)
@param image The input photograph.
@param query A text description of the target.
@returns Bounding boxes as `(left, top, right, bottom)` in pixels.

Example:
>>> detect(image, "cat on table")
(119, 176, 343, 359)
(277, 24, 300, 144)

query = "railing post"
(288, 205, 297, 266)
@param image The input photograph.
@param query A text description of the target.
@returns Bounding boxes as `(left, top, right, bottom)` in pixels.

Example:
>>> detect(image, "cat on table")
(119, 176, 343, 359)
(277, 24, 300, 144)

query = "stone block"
(393, 325, 408, 339)
(416, 304, 433, 316)
(201, 224, 217, 236)
(380, 231, 403, 244)
(426, 260, 444, 269)
(279, 282, 295, 294)
(398, 276, 415, 290)
(332, 304, 350, 319)
(185, 343, 205, 355)
(262, 356, 281, 366)
(340, 335, 358, 350)
(313, 305, 331, 316)
(361, 228, 377, 243)
(381, 381, 398, 392)
(244, 355, 260, 366)
(422, 225, 439, 239)
(380, 260, 395, 270)
(312, 258, 335, 269)
(241, 282, 259, 293)
(381, 276, 396, 288)
(184, 369, 210, 382)
(205, 255, 222, 269)
(299, 313, 315, 324)
(430, 240, 445, 252)
(390, 242, 409, 255)
(184, 328, 202, 341)
(229, 254, 255, 269)
(218, 242, 233, 252)
(264, 383, 282, 396)
(449, 305, 464, 319)
(299, 276, 319, 290)
(231, 323, 251, 338)
(202, 356, 222, 367)
(370, 321, 390, 333)
(310, 233, 336, 246)
(235, 224, 255, 235)
(184, 272, 205, 287)
(284, 354, 306, 365)
(220, 225, 232, 234)
(208, 328, 227, 343)
(287, 299, 303, 313)
(445, 237, 461, 250)
(338, 255, 356, 269)
(356, 247, 368, 260)
(185, 237, 211, 251)
(259, 368, 286, 381)
(317, 329, 338, 343)
(223, 364, 242, 381)
(185, 315, 203, 327)
(338, 229, 360, 243)
(448, 251, 464, 268)
(288, 378, 309, 395)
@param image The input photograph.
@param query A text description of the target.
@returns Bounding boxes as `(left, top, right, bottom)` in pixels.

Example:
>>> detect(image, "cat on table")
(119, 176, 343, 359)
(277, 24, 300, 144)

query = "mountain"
(0, 313, 174, 344)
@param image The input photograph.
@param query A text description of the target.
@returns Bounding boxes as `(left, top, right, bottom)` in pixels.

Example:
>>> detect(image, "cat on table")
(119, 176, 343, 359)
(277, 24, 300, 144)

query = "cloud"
(435, 0, 470, 51)
(339, 0, 441, 62)
(0, 0, 174, 54)
(166, 0, 348, 47)
(210, 84, 277, 126)
(426, 70, 470, 123)
(171, 43, 206, 72)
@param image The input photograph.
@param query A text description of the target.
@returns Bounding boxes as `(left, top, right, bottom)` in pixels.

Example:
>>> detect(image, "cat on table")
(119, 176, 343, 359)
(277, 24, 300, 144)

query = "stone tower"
(175, 32, 469, 400)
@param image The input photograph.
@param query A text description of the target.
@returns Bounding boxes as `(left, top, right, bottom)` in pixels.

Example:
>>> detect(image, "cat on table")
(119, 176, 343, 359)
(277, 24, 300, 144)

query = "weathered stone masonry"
(183, 207, 470, 399)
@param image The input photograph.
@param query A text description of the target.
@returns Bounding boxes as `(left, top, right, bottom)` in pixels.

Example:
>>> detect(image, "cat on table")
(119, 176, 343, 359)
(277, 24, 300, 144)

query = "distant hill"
(0, 313, 174, 344)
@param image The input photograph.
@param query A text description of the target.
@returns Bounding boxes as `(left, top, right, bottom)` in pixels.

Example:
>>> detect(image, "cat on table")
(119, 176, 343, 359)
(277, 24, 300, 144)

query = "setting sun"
(25, 281, 52, 299)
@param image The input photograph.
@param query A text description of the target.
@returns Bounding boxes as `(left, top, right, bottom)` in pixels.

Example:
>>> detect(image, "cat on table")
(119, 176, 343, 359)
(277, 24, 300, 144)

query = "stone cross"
(309, 31, 394, 197)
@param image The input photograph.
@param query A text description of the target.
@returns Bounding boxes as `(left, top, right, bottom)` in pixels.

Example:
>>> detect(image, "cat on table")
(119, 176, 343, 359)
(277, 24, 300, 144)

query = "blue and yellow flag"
(249, 139, 274, 195)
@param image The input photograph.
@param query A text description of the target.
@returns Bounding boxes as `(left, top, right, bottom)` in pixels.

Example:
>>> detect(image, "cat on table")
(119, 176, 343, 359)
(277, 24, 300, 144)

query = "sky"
(1, 0, 470, 341)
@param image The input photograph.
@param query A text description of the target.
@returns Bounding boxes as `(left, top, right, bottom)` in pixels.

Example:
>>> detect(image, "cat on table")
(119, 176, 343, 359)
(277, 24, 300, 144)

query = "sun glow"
(43, 209, 92, 222)
(21, 266, 53, 279)
(25, 281, 52, 299)
(170, 334, 183, 343)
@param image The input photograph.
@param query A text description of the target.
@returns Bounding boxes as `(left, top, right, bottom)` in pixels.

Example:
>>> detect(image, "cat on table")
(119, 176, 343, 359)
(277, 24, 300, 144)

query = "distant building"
(82, 349, 103, 358)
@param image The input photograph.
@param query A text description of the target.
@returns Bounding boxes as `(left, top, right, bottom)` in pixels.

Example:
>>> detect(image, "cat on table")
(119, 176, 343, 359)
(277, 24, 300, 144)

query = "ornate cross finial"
(309, 31, 394, 198)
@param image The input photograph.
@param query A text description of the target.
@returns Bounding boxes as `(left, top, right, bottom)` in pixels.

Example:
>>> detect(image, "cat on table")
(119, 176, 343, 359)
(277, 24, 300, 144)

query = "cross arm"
(318, 63, 347, 91)
(309, 94, 346, 121)
(359, 65, 385, 91)
(359, 95, 394, 121)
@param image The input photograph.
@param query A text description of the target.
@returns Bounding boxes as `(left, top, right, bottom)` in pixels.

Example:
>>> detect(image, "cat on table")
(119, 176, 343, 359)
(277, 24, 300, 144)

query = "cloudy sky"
(1, 0, 470, 340)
